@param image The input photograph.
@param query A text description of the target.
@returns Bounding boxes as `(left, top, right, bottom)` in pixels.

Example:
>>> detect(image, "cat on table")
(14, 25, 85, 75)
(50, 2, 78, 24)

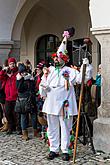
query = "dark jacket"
(16, 73, 36, 112)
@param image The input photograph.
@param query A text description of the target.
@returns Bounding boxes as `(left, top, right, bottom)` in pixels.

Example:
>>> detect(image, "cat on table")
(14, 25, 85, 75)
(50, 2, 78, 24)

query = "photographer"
(16, 63, 37, 140)
(0, 57, 18, 134)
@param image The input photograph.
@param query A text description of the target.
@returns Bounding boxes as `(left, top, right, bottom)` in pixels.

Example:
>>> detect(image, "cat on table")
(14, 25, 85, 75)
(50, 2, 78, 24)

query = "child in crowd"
(38, 67, 49, 139)
(95, 64, 101, 107)
(34, 62, 44, 134)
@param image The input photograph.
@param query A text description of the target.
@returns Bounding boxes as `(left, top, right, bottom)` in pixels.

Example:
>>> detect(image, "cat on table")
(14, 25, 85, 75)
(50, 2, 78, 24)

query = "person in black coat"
(16, 63, 37, 140)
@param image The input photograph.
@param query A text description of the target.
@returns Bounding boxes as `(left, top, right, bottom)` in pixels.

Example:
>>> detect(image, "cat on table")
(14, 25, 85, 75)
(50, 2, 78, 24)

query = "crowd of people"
(0, 31, 101, 161)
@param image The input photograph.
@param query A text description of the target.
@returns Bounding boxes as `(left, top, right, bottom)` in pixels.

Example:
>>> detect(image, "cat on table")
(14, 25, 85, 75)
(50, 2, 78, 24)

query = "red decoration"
(51, 53, 57, 58)
(84, 37, 92, 45)
(59, 52, 69, 62)
(69, 142, 73, 149)
(47, 139, 50, 146)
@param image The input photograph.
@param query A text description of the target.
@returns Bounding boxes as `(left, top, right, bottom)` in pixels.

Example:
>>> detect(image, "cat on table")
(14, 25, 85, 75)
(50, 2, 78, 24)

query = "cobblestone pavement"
(0, 128, 110, 165)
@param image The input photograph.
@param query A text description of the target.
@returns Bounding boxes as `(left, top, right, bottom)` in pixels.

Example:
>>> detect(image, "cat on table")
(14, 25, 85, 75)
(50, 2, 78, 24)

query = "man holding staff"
(40, 28, 93, 161)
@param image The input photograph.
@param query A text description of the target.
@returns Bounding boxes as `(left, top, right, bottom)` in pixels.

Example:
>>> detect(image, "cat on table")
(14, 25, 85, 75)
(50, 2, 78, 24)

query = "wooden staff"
(73, 64, 86, 164)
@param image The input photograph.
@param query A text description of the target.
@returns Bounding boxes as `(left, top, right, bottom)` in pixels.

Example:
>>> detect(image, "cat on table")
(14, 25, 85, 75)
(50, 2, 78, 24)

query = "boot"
(33, 129, 40, 137)
(0, 122, 8, 132)
(22, 130, 29, 141)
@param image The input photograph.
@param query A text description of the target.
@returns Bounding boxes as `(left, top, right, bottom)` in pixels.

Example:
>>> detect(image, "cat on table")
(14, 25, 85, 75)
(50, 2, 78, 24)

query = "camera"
(3, 67, 12, 74)
(6, 68, 12, 74)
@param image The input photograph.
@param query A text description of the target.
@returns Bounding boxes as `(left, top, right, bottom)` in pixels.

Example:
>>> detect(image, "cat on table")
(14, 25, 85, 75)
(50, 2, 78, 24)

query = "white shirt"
(39, 65, 93, 116)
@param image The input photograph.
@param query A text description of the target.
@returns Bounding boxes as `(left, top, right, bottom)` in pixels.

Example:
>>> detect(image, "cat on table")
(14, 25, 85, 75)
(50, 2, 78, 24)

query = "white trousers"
(47, 114, 73, 153)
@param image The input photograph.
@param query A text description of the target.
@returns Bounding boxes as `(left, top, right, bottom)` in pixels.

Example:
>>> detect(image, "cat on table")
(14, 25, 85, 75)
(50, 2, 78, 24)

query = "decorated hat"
(64, 27, 75, 37)
(51, 37, 69, 62)
(8, 57, 16, 64)
(51, 27, 75, 63)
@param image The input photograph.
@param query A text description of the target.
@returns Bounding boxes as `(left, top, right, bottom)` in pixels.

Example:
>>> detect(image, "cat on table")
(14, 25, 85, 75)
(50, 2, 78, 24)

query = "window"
(36, 35, 59, 65)
(72, 38, 92, 66)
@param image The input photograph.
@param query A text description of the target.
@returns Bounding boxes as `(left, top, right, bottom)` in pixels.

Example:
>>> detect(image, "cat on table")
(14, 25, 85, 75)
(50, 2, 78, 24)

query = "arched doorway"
(35, 34, 59, 65)
(11, 0, 96, 70)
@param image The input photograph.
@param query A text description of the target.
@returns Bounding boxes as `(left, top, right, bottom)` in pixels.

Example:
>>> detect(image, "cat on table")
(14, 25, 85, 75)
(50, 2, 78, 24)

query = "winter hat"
(40, 60, 46, 66)
(36, 62, 44, 70)
(8, 57, 16, 64)
(56, 34, 69, 63)
(18, 63, 26, 73)
(51, 37, 69, 63)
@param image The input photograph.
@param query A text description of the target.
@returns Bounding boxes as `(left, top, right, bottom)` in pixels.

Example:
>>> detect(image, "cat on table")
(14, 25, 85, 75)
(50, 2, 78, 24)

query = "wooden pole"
(73, 64, 86, 164)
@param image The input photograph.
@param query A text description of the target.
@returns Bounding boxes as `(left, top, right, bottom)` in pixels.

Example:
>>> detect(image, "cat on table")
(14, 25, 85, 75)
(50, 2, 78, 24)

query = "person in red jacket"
(0, 57, 18, 134)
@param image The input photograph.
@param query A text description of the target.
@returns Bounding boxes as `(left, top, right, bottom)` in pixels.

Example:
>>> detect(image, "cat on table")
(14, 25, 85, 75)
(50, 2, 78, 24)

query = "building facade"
(0, 0, 110, 153)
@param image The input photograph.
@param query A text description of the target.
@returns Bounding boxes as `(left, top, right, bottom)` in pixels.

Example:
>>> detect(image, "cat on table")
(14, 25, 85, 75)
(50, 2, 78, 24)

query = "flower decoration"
(63, 31, 70, 38)
(62, 70, 70, 80)
(51, 53, 57, 59)
(59, 52, 69, 63)
(62, 70, 70, 91)
(63, 100, 69, 107)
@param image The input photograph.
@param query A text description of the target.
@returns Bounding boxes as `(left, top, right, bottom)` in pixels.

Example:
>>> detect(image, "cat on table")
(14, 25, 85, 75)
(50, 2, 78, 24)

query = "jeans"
(21, 112, 37, 130)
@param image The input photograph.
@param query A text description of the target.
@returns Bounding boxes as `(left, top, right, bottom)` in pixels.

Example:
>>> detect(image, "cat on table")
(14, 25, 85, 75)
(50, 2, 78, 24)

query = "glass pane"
(36, 34, 59, 65)
(38, 37, 45, 51)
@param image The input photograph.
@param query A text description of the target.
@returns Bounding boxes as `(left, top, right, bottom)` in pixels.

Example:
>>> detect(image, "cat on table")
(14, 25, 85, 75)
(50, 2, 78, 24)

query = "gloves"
(3, 66, 9, 71)
(24, 73, 32, 80)
(83, 58, 89, 65)
(16, 73, 22, 80)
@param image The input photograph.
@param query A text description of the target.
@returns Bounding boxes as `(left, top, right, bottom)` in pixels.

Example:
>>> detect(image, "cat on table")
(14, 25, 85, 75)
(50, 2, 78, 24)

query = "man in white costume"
(40, 29, 93, 161)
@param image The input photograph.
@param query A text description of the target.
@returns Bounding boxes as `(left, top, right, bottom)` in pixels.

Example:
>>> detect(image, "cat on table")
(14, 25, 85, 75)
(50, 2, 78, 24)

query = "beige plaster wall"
(0, 0, 98, 74)
(0, 0, 19, 40)
(0, 0, 103, 77)
(90, 0, 110, 29)
(20, 0, 92, 69)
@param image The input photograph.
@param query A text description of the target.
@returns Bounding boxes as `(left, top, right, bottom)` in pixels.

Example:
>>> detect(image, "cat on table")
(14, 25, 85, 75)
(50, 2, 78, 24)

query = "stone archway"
(12, 0, 41, 41)
(11, 0, 93, 68)
(12, 0, 91, 41)
(0, 0, 95, 69)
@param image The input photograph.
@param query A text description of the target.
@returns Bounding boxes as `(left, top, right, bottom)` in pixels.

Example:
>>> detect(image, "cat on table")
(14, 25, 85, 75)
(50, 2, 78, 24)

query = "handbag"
(24, 95, 35, 112)
(15, 95, 35, 113)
